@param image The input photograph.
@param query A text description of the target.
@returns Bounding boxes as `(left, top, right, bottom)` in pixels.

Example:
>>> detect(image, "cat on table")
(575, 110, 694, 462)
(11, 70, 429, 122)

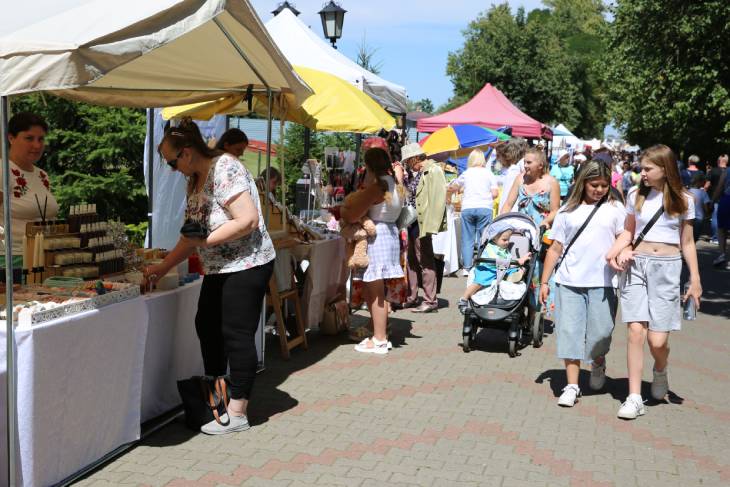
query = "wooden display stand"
(268, 237, 307, 359)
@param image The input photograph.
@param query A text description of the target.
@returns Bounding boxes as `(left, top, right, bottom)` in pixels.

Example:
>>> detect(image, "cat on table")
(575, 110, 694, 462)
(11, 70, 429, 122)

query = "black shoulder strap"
(554, 196, 606, 272)
(632, 206, 665, 248)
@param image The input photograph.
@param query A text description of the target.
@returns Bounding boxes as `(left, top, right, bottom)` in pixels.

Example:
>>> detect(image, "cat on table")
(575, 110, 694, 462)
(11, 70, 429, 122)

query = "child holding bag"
(540, 161, 626, 407)
(607, 145, 702, 420)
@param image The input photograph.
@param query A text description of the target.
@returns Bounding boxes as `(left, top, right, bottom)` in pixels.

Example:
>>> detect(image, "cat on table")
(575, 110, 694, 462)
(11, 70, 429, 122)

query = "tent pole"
(264, 90, 273, 226)
(2, 95, 18, 487)
(146, 109, 154, 249)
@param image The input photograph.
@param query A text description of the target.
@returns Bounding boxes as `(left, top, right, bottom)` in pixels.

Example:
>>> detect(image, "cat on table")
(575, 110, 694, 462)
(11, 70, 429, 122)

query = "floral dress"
(516, 185, 555, 320)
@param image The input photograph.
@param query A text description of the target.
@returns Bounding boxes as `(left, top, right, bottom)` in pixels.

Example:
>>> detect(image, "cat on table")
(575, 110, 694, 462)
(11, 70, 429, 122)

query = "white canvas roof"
(265, 8, 407, 114)
(0, 0, 311, 108)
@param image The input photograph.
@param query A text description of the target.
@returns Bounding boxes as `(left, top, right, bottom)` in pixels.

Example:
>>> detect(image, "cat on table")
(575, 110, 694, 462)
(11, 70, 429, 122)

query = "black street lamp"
(318, 1, 346, 49)
(271, 1, 300, 16)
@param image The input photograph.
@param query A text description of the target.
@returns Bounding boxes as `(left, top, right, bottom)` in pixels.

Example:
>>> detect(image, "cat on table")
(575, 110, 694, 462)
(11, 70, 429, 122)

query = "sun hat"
(400, 142, 425, 162)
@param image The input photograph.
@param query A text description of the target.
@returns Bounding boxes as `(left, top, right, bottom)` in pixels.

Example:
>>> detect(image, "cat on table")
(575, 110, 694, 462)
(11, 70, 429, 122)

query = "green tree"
(356, 34, 383, 75)
(604, 0, 730, 158)
(445, 2, 609, 138)
(447, 4, 580, 131)
(406, 98, 435, 113)
(10, 94, 148, 224)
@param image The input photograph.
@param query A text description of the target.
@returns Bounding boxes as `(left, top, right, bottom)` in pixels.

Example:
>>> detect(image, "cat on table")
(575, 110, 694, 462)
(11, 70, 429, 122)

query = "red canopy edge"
(417, 83, 553, 140)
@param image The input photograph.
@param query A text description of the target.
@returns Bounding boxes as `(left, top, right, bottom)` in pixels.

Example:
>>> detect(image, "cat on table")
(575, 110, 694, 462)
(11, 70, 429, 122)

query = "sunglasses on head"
(166, 148, 185, 169)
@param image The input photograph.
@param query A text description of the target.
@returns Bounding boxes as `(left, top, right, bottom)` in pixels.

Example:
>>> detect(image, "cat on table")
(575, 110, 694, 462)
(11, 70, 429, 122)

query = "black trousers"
(195, 261, 274, 400)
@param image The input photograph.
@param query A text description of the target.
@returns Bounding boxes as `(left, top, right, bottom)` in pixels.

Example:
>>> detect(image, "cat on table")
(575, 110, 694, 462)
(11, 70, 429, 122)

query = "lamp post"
(318, 1, 346, 49)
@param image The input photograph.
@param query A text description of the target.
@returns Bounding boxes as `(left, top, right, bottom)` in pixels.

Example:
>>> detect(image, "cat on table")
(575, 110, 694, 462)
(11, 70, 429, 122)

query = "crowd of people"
(341, 133, 718, 424)
(128, 118, 723, 433)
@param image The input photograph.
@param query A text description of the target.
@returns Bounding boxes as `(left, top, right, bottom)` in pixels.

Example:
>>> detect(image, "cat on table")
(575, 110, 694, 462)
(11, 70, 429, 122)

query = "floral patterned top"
(0, 161, 59, 255)
(186, 154, 275, 274)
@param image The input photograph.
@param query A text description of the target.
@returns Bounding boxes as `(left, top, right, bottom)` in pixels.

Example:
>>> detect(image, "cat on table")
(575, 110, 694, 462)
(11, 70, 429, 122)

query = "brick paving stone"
(76, 242, 730, 487)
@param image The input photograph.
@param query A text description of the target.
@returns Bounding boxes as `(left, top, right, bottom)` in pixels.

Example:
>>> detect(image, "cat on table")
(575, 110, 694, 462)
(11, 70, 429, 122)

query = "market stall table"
(140, 280, 204, 423)
(0, 297, 148, 487)
(294, 236, 347, 330)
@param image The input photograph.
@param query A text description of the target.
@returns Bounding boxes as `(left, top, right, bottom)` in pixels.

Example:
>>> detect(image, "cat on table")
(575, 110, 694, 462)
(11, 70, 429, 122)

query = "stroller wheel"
(463, 333, 471, 353)
(532, 311, 544, 348)
(508, 326, 522, 357)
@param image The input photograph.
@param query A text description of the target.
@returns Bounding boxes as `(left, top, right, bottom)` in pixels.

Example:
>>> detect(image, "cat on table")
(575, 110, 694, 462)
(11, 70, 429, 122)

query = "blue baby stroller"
(462, 212, 545, 357)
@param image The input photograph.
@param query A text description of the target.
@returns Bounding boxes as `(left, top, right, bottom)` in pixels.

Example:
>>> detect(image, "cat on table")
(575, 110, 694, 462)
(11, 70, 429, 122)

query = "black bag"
(176, 376, 230, 430)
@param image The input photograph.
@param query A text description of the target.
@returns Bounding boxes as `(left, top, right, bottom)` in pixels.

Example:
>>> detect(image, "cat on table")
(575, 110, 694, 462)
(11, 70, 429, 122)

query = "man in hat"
(401, 143, 447, 313)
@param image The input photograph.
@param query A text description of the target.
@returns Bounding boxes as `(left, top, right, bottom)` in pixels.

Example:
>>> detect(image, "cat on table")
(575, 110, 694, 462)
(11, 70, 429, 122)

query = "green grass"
(241, 151, 282, 177)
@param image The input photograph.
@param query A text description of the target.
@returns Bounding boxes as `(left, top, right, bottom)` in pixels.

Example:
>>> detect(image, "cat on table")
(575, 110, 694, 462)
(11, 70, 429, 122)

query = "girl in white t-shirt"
(606, 145, 702, 420)
(539, 161, 625, 407)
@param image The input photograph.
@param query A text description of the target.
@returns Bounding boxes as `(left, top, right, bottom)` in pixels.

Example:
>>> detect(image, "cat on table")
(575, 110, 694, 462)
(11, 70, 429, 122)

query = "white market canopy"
(0, 0, 312, 108)
(264, 8, 407, 114)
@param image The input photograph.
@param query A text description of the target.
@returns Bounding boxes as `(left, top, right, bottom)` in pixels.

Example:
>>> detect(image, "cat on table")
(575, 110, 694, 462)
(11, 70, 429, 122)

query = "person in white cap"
(401, 142, 447, 313)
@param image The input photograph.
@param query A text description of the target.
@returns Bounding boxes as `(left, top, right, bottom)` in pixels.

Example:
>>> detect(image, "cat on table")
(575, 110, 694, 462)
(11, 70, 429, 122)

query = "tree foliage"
(445, 1, 608, 138)
(406, 98, 434, 114)
(10, 94, 148, 224)
(604, 0, 730, 158)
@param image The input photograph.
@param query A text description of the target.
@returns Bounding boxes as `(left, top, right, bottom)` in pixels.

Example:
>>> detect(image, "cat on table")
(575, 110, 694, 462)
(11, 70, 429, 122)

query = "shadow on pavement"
(535, 368, 684, 406)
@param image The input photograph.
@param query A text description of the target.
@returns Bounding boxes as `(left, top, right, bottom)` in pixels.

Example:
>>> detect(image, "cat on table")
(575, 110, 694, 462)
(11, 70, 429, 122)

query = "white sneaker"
(557, 384, 581, 407)
(651, 367, 669, 400)
(200, 414, 250, 435)
(354, 337, 389, 355)
(589, 362, 606, 390)
(617, 394, 646, 419)
(713, 254, 727, 267)
(461, 268, 470, 277)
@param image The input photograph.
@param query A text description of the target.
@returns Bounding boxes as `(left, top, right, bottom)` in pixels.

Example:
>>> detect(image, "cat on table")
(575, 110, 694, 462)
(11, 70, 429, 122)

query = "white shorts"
(620, 254, 682, 331)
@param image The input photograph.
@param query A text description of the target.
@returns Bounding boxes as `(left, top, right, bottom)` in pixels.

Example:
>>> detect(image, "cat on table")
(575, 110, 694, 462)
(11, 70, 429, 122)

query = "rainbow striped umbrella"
(420, 124, 510, 157)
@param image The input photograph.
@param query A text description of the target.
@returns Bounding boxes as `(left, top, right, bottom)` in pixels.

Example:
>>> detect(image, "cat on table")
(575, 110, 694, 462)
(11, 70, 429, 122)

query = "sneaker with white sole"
(651, 367, 669, 400)
(200, 413, 250, 435)
(461, 268, 470, 277)
(557, 384, 581, 407)
(617, 394, 646, 419)
(589, 362, 606, 390)
(354, 337, 389, 354)
(713, 254, 727, 267)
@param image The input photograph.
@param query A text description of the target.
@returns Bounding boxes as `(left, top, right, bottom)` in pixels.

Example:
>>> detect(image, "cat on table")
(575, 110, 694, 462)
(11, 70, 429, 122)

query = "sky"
(251, 0, 547, 109)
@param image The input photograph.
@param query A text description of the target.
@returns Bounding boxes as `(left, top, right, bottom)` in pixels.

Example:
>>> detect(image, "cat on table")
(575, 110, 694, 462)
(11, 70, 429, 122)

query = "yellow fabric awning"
(162, 66, 396, 133)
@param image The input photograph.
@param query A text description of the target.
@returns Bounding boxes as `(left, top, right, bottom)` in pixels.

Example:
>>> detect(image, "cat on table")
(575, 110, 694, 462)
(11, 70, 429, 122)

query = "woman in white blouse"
(2, 113, 59, 277)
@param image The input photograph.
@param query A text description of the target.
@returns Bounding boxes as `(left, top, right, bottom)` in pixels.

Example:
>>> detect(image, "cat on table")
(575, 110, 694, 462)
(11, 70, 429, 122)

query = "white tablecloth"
(140, 281, 204, 423)
(299, 237, 347, 330)
(1, 297, 148, 487)
(432, 207, 462, 275)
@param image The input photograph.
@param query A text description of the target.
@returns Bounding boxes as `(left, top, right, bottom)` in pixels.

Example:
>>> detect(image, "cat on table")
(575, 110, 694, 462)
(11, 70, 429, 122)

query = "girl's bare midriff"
(634, 240, 680, 256)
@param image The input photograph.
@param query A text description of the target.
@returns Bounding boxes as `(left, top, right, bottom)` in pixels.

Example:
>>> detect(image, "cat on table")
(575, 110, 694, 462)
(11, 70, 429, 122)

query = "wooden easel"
(268, 237, 307, 359)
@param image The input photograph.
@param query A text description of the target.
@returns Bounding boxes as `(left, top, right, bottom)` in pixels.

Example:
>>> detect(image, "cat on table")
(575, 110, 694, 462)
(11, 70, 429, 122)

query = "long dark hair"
(562, 161, 617, 212)
(158, 118, 221, 194)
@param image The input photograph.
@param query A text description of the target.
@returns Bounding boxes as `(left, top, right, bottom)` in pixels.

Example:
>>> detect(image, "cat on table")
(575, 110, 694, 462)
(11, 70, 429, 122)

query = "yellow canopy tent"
(162, 66, 396, 133)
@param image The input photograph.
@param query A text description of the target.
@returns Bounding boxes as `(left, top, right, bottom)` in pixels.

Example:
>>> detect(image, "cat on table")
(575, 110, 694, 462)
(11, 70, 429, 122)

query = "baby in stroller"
(457, 221, 531, 314)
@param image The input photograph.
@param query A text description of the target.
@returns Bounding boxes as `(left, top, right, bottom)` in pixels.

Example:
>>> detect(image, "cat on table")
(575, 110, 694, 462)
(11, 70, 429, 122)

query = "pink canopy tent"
(417, 83, 553, 140)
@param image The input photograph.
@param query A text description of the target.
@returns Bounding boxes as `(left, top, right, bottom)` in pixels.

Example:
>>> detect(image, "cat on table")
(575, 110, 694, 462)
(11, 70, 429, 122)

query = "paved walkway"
(79, 241, 730, 487)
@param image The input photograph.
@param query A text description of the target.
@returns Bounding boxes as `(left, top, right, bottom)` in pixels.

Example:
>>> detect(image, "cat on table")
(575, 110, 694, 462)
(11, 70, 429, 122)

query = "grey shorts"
(554, 285, 618, 362)
(620, 254, 682, 332)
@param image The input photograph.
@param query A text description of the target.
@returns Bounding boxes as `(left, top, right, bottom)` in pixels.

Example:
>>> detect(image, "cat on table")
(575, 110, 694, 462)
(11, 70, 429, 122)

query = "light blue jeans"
(554, 284, 618, 362)
(460, 207, 492, 269)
